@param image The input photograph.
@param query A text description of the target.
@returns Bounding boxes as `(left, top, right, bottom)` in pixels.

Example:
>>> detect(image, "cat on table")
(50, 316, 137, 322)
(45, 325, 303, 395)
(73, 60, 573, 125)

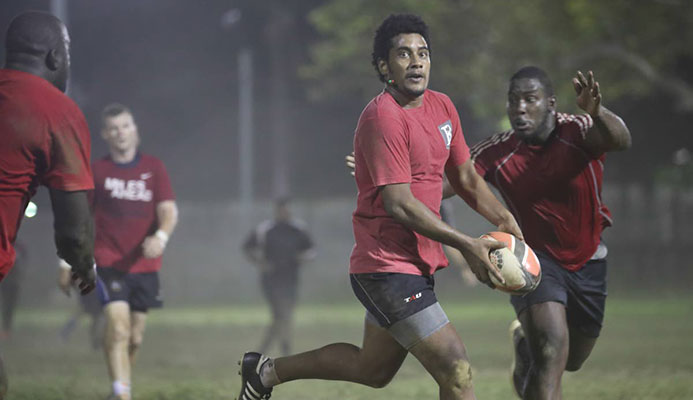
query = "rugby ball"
(480, 231, 541, 295)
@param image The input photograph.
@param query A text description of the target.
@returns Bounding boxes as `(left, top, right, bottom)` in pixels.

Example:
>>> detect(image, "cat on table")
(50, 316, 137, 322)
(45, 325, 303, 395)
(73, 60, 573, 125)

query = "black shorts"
(350, 273, 449, 349)
(96, 267, 163, 313)
(510, 252, 607, 338)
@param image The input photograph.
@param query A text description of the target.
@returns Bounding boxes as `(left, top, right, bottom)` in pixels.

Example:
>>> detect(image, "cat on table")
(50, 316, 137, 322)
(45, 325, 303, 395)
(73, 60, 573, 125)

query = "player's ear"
(548, 95, 557, 112)
(45, 49, 61, 71)
(378, 59, 389, 81)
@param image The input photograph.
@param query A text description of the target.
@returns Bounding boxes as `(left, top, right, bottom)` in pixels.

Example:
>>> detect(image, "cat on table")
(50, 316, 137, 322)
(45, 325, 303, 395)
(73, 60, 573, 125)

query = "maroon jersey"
(0, 69, 93, 279)
(471, 112, 611, 271)
(351, 89, 470, 276)
(92, 153, 174, 273)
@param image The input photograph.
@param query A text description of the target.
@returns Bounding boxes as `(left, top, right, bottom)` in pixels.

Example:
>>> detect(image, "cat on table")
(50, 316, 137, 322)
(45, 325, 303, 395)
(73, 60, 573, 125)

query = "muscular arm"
(49, 189, 95, 293)
(381, 183, 505, 285)
(445, 159, 523, 240)
(574, 70, 632, 156)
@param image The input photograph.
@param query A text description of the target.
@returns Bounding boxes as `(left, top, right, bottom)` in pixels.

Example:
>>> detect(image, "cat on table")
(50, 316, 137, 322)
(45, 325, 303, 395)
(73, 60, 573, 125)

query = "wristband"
(155, 229, 169, 246)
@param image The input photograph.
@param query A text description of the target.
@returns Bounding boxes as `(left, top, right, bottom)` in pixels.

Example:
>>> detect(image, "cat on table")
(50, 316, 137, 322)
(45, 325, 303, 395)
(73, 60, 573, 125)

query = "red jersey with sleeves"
(471, 112, 612, 271)
(0, 69, 93, 280)
(350, 89, 470, 276)
(92, 153, 174, 273)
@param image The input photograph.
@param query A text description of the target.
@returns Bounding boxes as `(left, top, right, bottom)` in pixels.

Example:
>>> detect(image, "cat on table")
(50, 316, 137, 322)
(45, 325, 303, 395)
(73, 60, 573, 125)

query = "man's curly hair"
(372, 14, 431, 83)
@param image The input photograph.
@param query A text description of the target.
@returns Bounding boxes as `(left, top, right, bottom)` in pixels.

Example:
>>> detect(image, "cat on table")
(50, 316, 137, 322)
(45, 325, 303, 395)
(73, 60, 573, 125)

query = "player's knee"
(108, 319, 131, 343)
(360, 368, 396, 389)
(441, 359, 473, 393)
(533, 335, 567, 369)
(130, 332, 144, 349)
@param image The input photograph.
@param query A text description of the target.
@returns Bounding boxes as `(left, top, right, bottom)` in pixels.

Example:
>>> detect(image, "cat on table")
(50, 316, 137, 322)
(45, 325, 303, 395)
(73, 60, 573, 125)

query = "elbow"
(383, 198, 408, 223)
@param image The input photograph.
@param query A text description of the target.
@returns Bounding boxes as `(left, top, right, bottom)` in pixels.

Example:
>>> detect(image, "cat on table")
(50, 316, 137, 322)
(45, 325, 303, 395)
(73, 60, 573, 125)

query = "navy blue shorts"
(96, 267, 163, 313)
(510, 252, 607, 338)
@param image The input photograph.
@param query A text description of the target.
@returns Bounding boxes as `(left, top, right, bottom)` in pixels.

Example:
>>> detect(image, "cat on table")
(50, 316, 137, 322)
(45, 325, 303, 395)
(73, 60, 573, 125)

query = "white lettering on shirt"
(104, 177, 153, 202)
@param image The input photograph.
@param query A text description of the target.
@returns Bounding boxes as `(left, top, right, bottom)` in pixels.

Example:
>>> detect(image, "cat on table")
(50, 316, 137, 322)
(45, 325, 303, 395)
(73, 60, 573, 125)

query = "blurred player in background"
(93, 104, 178, 400)
(0, 241, 27, 340)
(0, 11, 96, 399)
(467, 67, 631, 399)
(58, 259, 105, 350)
(238, 14, 522, 400)
(243, 197, 315, 356)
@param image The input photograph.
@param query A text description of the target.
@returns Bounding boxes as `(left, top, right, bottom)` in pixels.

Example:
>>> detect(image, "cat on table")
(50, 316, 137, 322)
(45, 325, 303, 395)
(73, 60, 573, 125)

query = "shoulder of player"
(556, 112, 593, 138)
(470, 129, 517, 159)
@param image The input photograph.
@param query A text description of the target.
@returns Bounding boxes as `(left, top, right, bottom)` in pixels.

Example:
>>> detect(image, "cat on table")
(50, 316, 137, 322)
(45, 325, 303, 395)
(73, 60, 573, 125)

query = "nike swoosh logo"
(140, 172, 153, 180)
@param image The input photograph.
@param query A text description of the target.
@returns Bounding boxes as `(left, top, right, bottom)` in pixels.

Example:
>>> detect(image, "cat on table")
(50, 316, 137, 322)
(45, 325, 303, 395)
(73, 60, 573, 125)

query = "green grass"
(2, 295, 692, 399)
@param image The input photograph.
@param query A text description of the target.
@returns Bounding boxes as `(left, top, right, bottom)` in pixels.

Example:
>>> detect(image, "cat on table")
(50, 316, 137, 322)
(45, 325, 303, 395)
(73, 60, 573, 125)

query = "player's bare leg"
(104, 301, 132, 399)
(273, 318, 408, 387)
(518, 302, 569, 400)
(129, 311, 148, 365)
(565, 327, 598, 372)
(408, 322, 476, 400)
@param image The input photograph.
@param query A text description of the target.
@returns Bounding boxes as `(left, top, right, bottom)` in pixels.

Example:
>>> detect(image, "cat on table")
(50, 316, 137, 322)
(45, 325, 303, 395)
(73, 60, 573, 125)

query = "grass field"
(1, 293, 692, 400)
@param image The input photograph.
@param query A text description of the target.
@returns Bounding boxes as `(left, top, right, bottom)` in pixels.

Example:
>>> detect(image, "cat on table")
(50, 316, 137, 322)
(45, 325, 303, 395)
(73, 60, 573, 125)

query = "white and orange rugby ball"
(480, 231, 541, 295)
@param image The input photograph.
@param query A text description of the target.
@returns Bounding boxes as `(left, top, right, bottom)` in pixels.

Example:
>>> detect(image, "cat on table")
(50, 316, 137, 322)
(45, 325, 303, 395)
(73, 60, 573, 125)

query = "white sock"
(259, 358, 281, 388)
(112, 380, 130, 396)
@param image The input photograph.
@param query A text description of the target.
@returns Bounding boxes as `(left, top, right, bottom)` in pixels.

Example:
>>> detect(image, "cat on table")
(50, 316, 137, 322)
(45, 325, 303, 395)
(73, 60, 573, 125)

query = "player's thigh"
(518, 302, 569, 366)
(408, 322, 472, 388)
(357, 318, 408, 385)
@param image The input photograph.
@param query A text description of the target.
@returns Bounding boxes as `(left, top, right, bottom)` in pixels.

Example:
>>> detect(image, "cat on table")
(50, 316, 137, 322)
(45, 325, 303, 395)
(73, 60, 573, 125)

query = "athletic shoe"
(510, 319, 530, 398)
(237, 352, 273, 400)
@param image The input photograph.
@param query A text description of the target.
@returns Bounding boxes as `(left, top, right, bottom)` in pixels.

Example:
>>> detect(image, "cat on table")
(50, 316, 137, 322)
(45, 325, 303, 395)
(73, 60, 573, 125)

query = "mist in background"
(1, 0, 692, 307)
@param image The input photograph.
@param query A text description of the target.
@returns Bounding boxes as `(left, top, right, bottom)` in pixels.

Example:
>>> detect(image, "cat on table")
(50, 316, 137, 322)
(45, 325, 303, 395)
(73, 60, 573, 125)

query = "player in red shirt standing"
(93, 104, 178, 400)
(0, 11, 96, 399)
(470, 66, 631, 399)
(237, 14, 522, 400)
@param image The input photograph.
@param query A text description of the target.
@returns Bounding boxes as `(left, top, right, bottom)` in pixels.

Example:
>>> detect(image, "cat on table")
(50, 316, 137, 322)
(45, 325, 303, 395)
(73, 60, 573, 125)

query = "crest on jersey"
(438, 121, 453, 149)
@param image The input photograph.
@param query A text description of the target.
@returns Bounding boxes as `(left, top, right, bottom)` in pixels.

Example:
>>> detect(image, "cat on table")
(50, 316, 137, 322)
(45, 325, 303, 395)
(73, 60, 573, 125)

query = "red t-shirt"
(350, 89, 470, 276)
(92, 153, 175, 273)
(0, 69, 93, 279)
(471, 112, 612, 271)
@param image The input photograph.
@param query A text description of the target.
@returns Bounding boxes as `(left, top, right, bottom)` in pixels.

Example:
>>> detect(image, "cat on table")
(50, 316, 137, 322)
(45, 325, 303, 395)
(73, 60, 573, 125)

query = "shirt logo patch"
(140, 172, 153, 180)
(438, 121, 453, 149)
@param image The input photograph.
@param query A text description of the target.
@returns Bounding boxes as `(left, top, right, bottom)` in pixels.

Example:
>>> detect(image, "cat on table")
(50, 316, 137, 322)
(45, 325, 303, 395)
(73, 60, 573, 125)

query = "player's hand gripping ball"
(480, 231, 541, 295)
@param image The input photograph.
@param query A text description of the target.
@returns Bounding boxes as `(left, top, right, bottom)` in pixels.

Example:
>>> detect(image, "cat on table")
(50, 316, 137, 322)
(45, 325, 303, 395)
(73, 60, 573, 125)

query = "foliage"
(301, 0, 693, 129)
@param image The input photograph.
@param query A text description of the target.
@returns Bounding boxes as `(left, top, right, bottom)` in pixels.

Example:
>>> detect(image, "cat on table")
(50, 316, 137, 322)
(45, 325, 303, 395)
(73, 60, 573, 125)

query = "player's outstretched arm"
(573, 70, 631, 155)
(49, 189, 95, 295)
(142, 200, 178, 259)
(381, 182, 506, 286)
(445, 159, 524, 241)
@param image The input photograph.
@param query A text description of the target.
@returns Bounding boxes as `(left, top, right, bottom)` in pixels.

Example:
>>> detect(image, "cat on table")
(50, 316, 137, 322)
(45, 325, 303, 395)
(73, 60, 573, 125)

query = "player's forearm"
(50, 189, 95, 274)
(382, 187, 475, 252)
(592, 106, 631, 152)
(156, 200, 178, 236)
(459, 177, 514, 228)
(448, 163, 514, 228)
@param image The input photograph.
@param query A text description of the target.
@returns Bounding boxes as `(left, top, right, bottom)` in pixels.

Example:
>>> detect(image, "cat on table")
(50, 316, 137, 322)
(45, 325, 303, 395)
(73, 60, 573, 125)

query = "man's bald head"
(4, 11, 71, 92)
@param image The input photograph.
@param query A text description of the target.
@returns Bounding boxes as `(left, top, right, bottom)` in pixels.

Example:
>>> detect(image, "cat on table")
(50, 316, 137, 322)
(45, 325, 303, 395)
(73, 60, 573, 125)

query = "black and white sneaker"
(509, 319, 530, 398)
(237, 352, 273, 400)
